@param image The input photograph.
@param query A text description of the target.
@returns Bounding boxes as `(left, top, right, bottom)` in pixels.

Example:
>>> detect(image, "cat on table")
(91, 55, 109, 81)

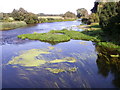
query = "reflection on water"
(1, 21, 120, 88)
(96, 46, 120, 88)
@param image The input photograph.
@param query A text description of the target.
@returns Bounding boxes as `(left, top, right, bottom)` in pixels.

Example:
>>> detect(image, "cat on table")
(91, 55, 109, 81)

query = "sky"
(0, 0, 96, 14)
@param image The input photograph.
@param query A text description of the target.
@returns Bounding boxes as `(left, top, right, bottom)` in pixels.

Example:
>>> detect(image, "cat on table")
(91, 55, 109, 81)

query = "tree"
(11, 8, 39, 24)
(76, 8, 89, 18)
(99, 2, 120, 32)
(89, 13, 99, 23)
(63, 11, 76, 19)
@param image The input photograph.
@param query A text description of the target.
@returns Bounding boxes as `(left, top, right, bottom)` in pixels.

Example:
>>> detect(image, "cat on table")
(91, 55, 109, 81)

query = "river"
(0, 21, 119, 88)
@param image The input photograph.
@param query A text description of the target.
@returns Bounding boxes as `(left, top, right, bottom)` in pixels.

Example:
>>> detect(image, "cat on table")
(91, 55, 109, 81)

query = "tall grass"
(0, 21, 27, 30)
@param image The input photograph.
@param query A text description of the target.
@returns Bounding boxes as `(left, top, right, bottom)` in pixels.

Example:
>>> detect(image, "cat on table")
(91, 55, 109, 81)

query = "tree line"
(0, 8, 77, 24)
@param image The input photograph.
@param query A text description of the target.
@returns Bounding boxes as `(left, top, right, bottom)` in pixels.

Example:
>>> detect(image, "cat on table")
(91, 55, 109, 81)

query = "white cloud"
(0, 0, 95, 14)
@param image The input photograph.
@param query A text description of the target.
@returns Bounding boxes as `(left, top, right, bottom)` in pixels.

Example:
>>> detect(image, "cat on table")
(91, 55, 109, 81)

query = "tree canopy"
(11, 8, 39, 24)
(76, 8, 89, 18)
(63, 11, 76, 19)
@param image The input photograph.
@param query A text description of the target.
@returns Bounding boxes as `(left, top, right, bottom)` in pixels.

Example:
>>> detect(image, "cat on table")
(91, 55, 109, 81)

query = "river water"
(0, 21, 119, 88)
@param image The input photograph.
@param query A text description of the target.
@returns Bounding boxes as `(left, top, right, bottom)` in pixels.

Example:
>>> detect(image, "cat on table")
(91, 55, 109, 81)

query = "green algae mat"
(7, 46, 78, 73)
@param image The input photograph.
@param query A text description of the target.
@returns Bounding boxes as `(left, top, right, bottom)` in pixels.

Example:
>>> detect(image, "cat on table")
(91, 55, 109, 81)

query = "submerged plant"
(45, 68, 66, 73)
(49, 57, 76, 63)
(45, 67, 78, 74)
(7, 47, 78, 74)
(7, 49, 50, 67)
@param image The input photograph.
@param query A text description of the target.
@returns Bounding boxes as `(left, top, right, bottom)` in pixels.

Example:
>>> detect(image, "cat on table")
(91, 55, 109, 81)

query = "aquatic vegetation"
(18, 32, 71, 42)
(97, 42, 120, 53)
(45, 68, 65, 73)
(49, 57, 76, 63)
(7, 49, 50, 67)
(79, 41, 88, 45)
(7, 47, 78, 74)
(18, 29, 99, 43)
(110, 55, 119, 58)
(67, 67, 78, 72)
(45, 67, 77, 73)
(47, 46, 55, 50)
(8, 48, 76, 67)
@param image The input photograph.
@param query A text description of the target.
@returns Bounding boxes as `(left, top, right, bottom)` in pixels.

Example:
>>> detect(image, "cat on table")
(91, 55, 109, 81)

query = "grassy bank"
(80, 23, 120, 54)
(0, 21, 27, 30)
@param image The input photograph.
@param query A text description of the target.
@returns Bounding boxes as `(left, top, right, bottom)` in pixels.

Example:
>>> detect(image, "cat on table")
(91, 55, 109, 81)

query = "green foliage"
(97, 42, 120, 52)
(89, 13, 99, 23)
(18, 29, 99, 44)
(76, 8, 89, 18)
(63, 11, 76, 19)
(24, 14, 39, 24)
(81, 23, 120, 53)
(18, 32, 71, 43)
(81, 13, 99, 24)
(99, 2, 120, 34)
(11, 8, 39, 24)
(0, 21, 27, 30)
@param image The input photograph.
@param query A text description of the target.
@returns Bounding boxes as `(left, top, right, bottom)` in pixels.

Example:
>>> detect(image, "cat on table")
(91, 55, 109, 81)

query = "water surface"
(1, 21, 119, 88)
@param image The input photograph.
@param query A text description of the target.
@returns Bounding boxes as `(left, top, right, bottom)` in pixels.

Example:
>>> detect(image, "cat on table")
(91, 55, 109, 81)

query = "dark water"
(1, 21, 119, 88)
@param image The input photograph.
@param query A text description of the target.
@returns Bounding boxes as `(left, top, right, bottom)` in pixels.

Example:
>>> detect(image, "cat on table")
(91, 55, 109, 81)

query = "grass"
(97, 42, 120, 53)
(0, 21, 27, 30)
(50, 29, 100, 41)
(18, 32, 71, 43)
(18, 29, 100, 44)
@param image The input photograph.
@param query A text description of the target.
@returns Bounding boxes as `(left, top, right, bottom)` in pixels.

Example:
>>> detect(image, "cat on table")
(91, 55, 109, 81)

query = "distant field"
(38, 16, 64, 19)
(0, 21, 27, 30)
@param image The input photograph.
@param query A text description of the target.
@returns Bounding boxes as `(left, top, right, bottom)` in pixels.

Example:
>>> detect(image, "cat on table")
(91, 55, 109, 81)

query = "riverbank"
(79, 23, 120, 54)
(0, 21, 27, 31)
(78, 23, 101, 31)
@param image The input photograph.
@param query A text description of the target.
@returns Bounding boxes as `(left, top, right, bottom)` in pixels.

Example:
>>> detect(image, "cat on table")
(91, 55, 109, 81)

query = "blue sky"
(0, 0, 96, 14)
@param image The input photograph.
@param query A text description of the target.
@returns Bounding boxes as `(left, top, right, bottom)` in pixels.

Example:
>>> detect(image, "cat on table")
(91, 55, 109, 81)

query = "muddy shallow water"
(1, 21, 119, 88)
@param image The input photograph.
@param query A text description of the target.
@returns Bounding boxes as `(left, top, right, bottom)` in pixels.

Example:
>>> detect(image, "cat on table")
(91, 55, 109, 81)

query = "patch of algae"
(47, 46, 55, 50)
(46, 68, 66, 73)
(68, 67, 78, 72)
(7, 49, 50, 67)
(49, 57, 76, 63)
(79, 41, 88, 45)
(45, 67, 78, 73)
(7, 47, 78, 74)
